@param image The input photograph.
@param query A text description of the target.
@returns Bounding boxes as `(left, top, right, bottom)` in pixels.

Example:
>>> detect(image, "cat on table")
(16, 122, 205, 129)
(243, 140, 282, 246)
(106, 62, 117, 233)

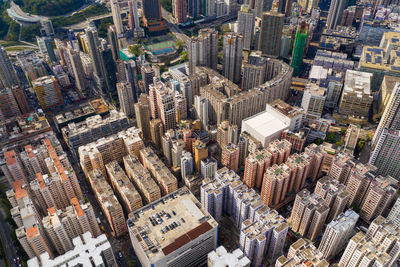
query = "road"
(0, 207, 18, 267)
(161, 7, 190, 43)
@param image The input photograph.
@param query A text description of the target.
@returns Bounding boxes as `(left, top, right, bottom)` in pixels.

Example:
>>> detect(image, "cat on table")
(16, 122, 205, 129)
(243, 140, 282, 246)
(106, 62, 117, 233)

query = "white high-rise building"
(181, 151, 194, 179)
(326, 0, 346, 29)
(318, 209, 359, 260)
(387, 197, 400, 227)
(301, 83, 326, 120)
(201, 157, 218, 179)
(111, 0, 124, 35)
(194, 95, 209, 130)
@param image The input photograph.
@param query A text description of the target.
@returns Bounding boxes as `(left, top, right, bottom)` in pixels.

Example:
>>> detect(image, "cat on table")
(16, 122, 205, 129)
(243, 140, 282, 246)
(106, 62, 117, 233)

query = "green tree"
(160, 0, 172, 13)
(20, 24, 41, 42)
(314, 138, 323, 145)
(128, 44, 143, 56)
(325, 132, 336, 144)
(180, 51, 188, 61)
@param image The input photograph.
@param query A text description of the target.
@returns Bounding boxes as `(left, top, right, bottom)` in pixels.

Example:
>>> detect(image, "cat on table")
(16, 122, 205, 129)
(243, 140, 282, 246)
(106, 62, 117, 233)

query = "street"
(0, 206, 18, 267)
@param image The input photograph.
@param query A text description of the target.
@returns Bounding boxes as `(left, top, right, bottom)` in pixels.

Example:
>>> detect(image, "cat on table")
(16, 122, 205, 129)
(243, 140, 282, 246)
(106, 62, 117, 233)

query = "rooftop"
(127, 187, 217, 263)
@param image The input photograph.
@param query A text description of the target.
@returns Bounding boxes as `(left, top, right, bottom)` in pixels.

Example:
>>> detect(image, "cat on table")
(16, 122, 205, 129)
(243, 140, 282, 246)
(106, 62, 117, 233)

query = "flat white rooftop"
(241, 110, 289, 146)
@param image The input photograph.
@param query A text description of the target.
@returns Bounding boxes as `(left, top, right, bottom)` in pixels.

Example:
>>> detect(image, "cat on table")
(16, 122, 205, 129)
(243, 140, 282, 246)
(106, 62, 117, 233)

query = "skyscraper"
(194, 95, 209, 129)
(99, 47, 118, 101)
(254, 0, 274, 18)
(0, 45, 19, 88)
(258, 7, 284, 57)
(372, 83, 400, 150)
(129, 0, 140, 29)
(326, 0, 346, 30)
(134, 94, 151, 140)
(85, 25, 102, 78)
(111, 0, 124, 35)
(120, 60, 140, 103)
(241, 51, 267, 91)
(107, 25, 119, 61)
(67, 48, 86, 94)
(188, 0, 199, 19)
(173, 0, 188, 23)
(117, 82, 135, 117)
(290, 21, 308, 76)
(36, 36, 56, 62)
(141, 65, 155, 93)
(237, 5, 256, 51)
(222, 32, 243, 84)
(188, 28, 218, 74)
(0, 87, 21, 120)
(369, 129, 400, 179)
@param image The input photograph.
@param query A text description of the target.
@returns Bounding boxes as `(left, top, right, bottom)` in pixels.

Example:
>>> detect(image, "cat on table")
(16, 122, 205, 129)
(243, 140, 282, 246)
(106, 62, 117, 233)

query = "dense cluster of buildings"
(2, 0, 400, 265)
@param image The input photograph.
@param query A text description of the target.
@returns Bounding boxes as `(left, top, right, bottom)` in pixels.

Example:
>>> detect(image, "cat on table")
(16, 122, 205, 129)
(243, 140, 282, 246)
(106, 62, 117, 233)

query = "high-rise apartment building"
(0, 45, 19, 87)
(117, 82, 135, 117)
(139, 147, 178, 195)
(123, 154, 161, 204)
(149, 82, 176, 130)
(173, 0, 188, 23)
(340, 216, 400, 267)
(127, 187, 218, 267)
(387, 197, 400, 227)
(289, 189, 329, 240)
(243, 149, 272, 189)
(221, 143, 240, 172)
(240, 208, 288, 265)
(318, 209, 358, 260)
(88, 169, 127, 237)
(276, 239, 329, 266)
(372, 82, 400, 150)
(326, 0, 346, 30)
(188, 28, 218, 74)
(237, 6, 255, 51)
(180, 151, 194, 179)
(314, 177, 349, 222)
(33, 76, 63, 109)
(134, 94, 151, 140)
(201, 157, 218, 179)
(241, 51, 267, 91)
(217, 121, 239, 150)
(142, 0, 166, 31)
(359, 174, 397, 221)
(105, 161, 143, 213)
(369, 129, 400, 179)
(223, 32, 243, 84)
(258, 7, 284, 57)
(328, 152, 356, 184)
(79, 127, 145, 176)
(260, 164, 291, 207)
(339, 70, 373, 118)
